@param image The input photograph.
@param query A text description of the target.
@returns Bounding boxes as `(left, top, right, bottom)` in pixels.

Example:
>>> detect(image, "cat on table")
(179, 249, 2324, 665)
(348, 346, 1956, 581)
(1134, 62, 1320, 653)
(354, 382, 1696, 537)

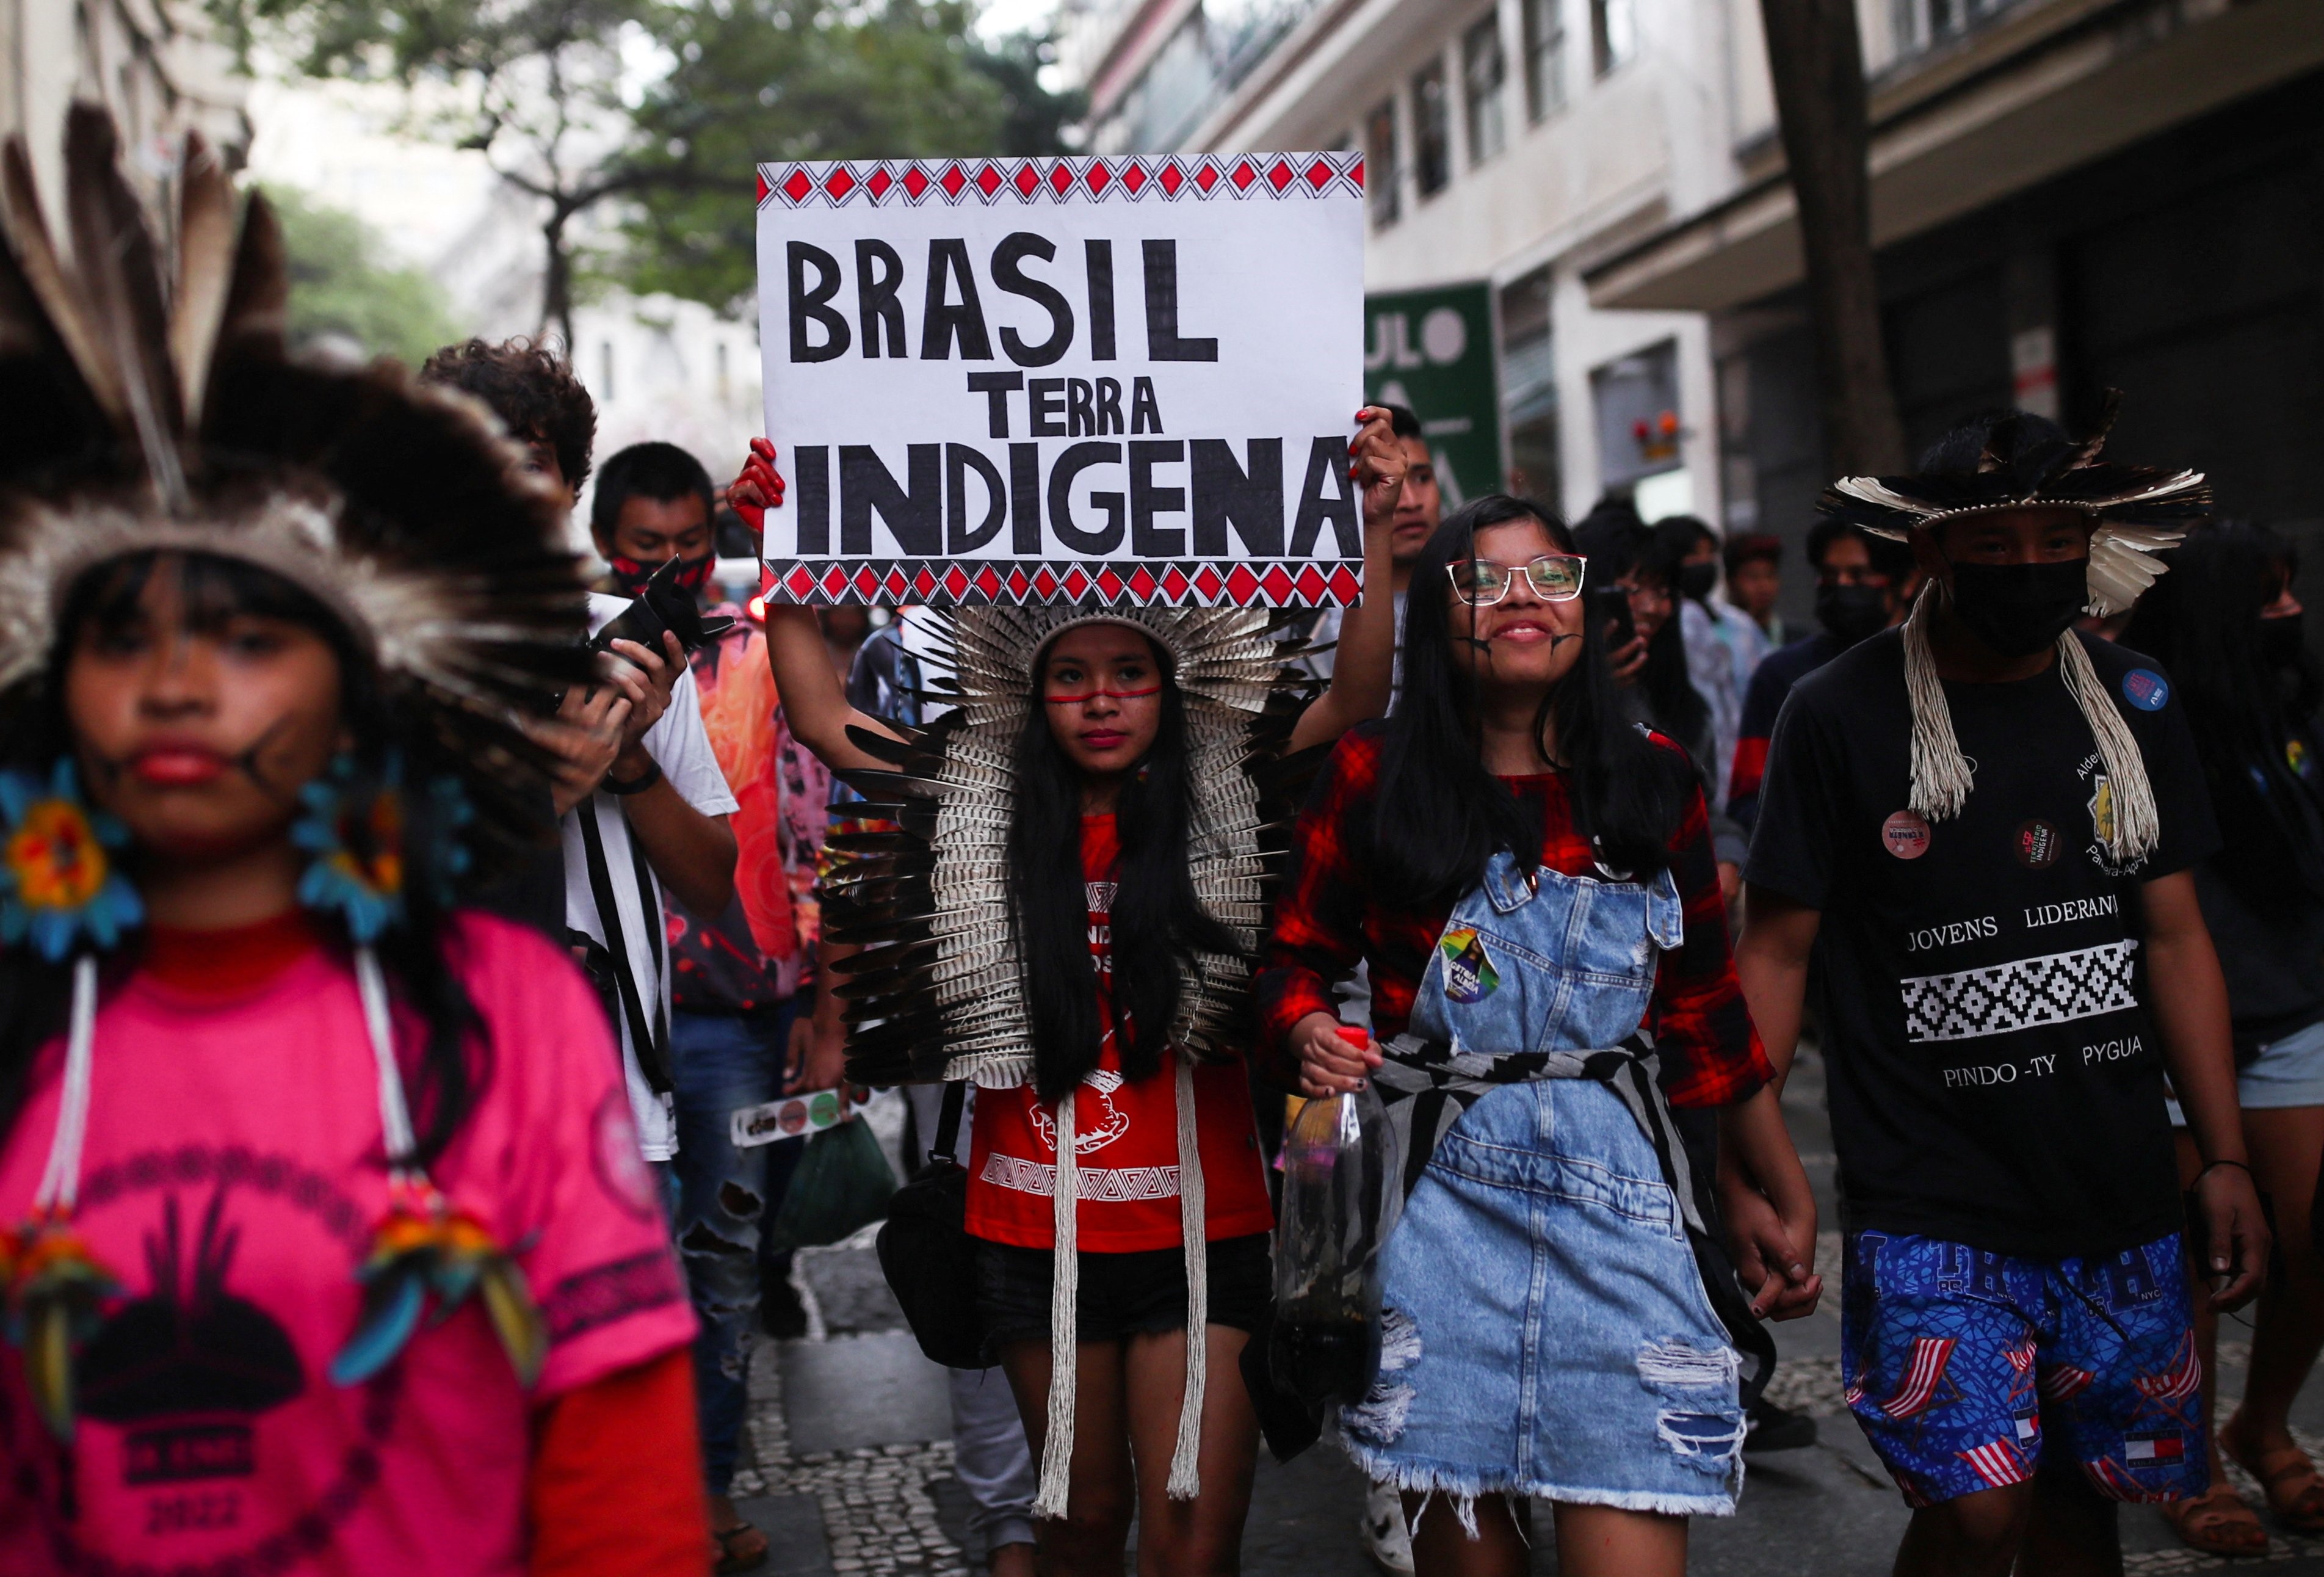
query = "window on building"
(1364, 98, 1400, 228)
(1591, 0, 1634, 76)
(1461, 13, 1507, 167)
(1523, 0, 1567, 121)
(1891, 0, 2009, 57)
(1502, 266, 1560, 504)
(1411, 57, 1452, 198)
(1591, 338, 1681, 494)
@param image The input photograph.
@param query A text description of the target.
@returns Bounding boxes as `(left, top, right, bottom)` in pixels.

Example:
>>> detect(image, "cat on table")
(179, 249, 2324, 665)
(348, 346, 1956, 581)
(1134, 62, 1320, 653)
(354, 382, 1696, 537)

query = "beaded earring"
(292, 753, 475, 943)
(0, 761, 143, 961)
(288, 756, 542, 1388)
(0, 761, 136, 1437)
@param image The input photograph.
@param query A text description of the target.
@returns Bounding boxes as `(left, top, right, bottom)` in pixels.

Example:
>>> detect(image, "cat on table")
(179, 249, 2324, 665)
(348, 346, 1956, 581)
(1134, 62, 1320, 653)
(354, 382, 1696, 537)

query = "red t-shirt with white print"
(966, 815, 1273, 1252)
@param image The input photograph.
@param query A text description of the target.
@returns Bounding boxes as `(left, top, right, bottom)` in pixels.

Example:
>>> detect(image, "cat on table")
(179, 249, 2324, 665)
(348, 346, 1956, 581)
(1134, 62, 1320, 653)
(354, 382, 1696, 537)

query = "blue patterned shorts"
(1840, 1230, 2204, 1508)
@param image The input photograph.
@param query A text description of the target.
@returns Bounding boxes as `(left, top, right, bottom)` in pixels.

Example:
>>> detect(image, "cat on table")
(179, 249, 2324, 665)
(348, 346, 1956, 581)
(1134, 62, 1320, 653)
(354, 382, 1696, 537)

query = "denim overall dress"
(1339, 851, 1748, 1518)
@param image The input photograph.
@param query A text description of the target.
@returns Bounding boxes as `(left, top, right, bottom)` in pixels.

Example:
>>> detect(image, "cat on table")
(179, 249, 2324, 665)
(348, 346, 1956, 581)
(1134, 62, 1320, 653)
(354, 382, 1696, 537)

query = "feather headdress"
(0, 105, 590, 880)
(827, 604, 1306, 1092)
(824, 603, 1310, 1517)
(1817, 396, 2209, 865)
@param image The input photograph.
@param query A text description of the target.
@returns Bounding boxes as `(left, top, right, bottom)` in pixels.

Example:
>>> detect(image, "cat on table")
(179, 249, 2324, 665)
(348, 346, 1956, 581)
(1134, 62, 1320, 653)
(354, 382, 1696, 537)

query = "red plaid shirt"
(1256, 724, 1772, 1108)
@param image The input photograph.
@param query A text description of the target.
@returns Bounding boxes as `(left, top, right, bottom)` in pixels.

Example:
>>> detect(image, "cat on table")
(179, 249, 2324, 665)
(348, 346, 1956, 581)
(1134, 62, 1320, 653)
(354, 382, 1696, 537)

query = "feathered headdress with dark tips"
(0, 105, 592, 883)
(1817, 391, 2210, 617)
(825, 604, 1309, 1093)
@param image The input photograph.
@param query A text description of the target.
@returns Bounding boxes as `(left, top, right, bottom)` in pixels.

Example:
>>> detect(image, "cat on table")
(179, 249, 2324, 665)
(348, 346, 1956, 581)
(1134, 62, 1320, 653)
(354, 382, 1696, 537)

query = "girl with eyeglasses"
(1257, 495, 1819, 1577)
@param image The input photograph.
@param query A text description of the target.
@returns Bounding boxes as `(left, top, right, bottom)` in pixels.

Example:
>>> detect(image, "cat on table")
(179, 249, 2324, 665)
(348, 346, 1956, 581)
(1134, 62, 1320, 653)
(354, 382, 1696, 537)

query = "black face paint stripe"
(233, 717, 308, 805)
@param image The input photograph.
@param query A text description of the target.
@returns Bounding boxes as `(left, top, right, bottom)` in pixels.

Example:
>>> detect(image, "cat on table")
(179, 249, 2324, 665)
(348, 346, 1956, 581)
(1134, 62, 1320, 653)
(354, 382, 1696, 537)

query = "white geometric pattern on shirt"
(980, 1153, 1181, 1200)
(1901, 940, 2139, 1043)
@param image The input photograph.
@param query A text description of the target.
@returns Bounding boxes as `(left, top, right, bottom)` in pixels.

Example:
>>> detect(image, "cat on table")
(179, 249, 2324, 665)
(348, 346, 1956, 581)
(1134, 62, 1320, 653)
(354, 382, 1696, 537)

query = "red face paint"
(1041, 686, 1163, 705)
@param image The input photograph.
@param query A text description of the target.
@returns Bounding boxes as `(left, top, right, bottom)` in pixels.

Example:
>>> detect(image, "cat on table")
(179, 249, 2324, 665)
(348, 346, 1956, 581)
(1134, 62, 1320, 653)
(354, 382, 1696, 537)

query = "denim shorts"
(1841, 1230, 2204, 1507)
(1341, 1079, 1745, 1518)
(2168, 1017, 2324, 1123)
(974, 1233, 1272, 1351)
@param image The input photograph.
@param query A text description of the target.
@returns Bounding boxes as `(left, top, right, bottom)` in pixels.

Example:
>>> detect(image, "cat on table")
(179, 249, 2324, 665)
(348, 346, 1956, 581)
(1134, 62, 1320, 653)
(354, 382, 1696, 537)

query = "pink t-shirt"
(0, 914, 695, 1576)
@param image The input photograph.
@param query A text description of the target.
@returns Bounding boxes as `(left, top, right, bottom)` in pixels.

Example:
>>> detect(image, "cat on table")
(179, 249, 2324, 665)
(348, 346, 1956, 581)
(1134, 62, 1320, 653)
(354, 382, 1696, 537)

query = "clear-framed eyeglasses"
(1446, 554, 1588, 606)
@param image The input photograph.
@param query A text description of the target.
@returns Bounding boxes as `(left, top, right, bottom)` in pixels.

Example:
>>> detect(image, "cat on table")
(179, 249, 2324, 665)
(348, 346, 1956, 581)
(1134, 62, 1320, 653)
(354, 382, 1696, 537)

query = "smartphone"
(1593, 584, 1636, 649)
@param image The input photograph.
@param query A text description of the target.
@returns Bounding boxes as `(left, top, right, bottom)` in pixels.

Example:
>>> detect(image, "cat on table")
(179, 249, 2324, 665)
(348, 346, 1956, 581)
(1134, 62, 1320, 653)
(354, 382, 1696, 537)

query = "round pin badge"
(1882, 810, 1932, 860)
(2122, 669, 2170, 711)
(2015, 819, 2059, 869)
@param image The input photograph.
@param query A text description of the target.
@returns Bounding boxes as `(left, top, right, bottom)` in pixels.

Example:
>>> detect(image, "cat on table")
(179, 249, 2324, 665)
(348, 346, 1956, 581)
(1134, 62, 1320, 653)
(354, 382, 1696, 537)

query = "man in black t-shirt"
(1734, 406, 2267, 1575)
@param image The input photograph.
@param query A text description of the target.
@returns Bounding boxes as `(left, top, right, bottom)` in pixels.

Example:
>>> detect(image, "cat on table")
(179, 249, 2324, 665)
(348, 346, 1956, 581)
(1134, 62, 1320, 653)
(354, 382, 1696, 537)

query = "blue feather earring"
(294, 755, 544, 1388)
(0, 761, 137, 1437)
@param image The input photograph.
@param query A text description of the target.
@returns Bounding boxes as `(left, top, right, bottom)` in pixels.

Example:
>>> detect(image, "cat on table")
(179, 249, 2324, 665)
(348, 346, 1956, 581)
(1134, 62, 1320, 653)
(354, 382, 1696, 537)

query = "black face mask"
(2260, 612, 2306, 670)
(1946, 559, 2088, 658)
(1677, 562, 1718, 603)
(1815, 581, 1891, 646)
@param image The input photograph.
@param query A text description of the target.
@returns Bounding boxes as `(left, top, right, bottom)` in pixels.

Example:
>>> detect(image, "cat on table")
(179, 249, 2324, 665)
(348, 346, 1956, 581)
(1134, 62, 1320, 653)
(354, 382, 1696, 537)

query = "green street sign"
(1364, 281, 1504, 508)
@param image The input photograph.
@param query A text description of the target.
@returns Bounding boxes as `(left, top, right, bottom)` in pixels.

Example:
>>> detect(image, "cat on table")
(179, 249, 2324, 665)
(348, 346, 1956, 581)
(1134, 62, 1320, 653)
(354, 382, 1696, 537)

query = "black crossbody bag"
(877, 1084, 985, 1369)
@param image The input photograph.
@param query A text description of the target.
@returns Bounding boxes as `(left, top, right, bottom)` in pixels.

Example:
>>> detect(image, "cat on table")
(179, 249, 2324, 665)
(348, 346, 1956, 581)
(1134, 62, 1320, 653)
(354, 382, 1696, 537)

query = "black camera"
(590, 554, 736, 665)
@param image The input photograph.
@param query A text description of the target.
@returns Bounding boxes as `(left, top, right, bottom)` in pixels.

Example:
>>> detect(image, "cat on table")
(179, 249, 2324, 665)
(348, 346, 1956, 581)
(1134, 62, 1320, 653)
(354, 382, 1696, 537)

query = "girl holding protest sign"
(737, 409, 1403, 1572)
(1257, 496, 1820, 1577)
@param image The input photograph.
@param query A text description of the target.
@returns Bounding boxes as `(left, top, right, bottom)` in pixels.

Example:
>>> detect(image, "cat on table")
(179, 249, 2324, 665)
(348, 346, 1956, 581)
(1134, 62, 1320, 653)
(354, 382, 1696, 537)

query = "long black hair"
(1370, 496, 1685, 907)
(0, 550, 488, 1167)
(1570, 507, 1710, 751)
(2121, 521, 2324, 899)
(1006, 628, 1236, 1103)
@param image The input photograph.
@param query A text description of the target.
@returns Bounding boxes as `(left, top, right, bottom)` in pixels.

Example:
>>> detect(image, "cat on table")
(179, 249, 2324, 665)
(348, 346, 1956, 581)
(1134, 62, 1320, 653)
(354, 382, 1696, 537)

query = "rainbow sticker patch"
(1439, 927, 1499, 1004)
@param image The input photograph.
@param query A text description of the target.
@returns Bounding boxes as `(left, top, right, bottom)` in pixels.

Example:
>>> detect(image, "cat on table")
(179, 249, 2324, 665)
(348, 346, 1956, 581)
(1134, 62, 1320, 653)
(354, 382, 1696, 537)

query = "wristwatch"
(601, 758, 663, 796)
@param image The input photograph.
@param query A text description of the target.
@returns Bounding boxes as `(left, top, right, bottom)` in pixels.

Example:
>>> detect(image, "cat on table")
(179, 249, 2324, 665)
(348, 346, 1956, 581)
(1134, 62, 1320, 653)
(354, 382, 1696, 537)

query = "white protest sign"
(755, 153, 1366, 607)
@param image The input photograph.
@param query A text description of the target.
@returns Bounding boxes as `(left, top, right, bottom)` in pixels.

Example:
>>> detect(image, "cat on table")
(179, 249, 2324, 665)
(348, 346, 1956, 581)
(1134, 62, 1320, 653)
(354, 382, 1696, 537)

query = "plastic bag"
(765, 1113, 896, 1252)
(1269, 1029, 1402, 1406)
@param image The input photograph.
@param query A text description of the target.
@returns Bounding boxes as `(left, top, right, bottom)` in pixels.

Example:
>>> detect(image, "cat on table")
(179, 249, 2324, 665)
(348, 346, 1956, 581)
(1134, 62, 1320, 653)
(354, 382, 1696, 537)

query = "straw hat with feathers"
(1814, 395, 2210, 866)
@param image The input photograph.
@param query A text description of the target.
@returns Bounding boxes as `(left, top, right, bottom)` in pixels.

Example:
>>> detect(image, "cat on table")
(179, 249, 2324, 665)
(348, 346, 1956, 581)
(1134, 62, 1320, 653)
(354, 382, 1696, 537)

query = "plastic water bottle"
(1270, 1028, 1402, 1406)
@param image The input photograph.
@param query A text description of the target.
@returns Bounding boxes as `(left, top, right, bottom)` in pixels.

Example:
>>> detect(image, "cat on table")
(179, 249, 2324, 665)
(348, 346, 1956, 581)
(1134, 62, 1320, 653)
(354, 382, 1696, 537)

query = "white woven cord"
(32, 957, 100, 1214)
(1033, 1089, 1079, 1519)
(1900, 584, 1975, 824)
(354, 946, 418, 1178)
(2058, 631, 2161, 865)
(1901, 581, 2159, 865)
(1166, 1053, 1207, 1501)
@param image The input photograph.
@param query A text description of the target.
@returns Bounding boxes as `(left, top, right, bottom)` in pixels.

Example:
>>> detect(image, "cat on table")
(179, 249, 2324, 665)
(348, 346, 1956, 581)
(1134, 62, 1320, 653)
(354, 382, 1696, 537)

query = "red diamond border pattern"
(759, 559, 1367, 609)
(755, 151, 1363, 209)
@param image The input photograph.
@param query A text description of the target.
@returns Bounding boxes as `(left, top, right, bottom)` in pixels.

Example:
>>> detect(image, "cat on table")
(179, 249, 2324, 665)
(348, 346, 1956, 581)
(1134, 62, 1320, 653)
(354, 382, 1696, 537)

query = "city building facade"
(1589, 0, 2323, 620)
(1056, 0, 1751, 529)
(1, 0, 247, 216)
(1060, 0, 2323, 622)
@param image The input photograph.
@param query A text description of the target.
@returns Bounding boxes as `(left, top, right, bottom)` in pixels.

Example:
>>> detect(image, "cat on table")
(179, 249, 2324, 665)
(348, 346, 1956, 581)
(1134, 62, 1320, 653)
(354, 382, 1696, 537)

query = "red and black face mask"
(607, 552, 714, 599)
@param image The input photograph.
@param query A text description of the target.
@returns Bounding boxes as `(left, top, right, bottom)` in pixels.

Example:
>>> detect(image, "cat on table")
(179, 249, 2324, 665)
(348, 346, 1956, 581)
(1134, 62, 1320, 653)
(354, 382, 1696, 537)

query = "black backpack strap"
(931, 1081, 967, 1167)
(576, 799, 673, 1093)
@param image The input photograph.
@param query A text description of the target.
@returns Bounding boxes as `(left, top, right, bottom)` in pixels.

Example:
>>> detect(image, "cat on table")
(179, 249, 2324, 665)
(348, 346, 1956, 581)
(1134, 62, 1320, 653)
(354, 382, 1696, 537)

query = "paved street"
(731, 1056, 2324, 1575)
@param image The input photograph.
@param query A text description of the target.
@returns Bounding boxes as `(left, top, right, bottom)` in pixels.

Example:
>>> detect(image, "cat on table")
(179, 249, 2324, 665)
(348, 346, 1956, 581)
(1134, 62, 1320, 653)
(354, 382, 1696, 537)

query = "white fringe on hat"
(1899, 582, 2160, 865)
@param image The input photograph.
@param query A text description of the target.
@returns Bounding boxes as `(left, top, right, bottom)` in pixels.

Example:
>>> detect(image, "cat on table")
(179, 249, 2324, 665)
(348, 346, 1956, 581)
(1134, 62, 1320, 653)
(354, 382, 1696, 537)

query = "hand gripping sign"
(756, 153, 1366, 607)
